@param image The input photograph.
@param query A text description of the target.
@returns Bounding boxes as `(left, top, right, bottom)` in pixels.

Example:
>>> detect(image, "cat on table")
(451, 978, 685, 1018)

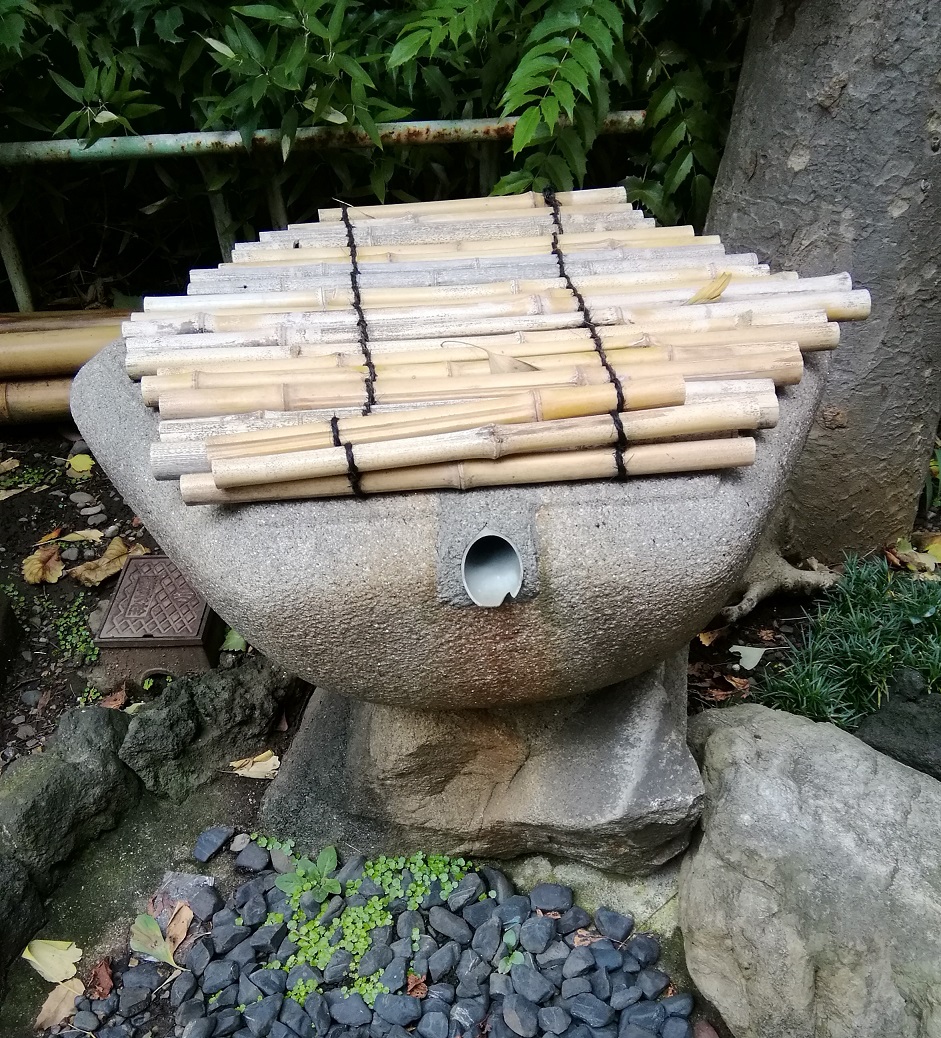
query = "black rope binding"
(329, 415, 342, 448)
(342, 441, 366, 498)
(542, 186, 626, 413)
(339, 203, 378, 415)
(609, 409, 629, 481)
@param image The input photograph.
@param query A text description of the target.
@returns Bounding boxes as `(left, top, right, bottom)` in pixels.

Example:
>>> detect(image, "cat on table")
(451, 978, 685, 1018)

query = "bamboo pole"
(179, 436, 757, 505)
(140, 342, 804, 404)
(0, 325, 122, 377)
(0, 377, 72, 422)
(155, 348, 799, 420)
(0, 309, 130, 331)
(211, 399, 769, 488)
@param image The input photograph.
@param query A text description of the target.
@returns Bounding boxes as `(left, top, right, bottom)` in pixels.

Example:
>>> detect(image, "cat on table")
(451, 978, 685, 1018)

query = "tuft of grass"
(755, 556, 941, 729)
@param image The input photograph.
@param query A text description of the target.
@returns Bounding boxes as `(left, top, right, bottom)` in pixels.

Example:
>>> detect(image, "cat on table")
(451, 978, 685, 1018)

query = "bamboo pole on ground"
(0, 378, 72, 422)
(210, 399, 769, 488)
(179, 436, 757, 505)
(0, 325, 123, 377)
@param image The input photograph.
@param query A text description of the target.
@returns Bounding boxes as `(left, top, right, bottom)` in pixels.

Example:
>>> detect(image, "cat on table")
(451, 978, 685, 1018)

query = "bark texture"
(708, 0, 941, 561)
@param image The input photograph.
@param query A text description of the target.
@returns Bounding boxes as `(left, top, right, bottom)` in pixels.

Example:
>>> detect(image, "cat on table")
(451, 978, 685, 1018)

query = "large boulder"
(855, 668, 941, 782)
(0, 707, 140, 891)
(680, 705, 941, 1038)
(119, 656, 297, 801)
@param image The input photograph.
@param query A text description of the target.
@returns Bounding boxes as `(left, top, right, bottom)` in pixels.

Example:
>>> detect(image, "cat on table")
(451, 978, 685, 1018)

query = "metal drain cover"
(96, 554, 211, 647)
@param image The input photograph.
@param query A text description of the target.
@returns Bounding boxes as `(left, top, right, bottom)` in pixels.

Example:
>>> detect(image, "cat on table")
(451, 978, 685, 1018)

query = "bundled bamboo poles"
(124, 185, 870, 504)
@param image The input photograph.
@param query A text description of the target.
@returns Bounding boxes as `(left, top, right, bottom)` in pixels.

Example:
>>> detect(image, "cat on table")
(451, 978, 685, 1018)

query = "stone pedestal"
(261, 650, 703, 874)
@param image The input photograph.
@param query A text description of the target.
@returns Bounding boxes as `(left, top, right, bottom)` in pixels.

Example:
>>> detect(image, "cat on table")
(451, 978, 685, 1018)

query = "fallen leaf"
(724, 674, 750, 693)
(98, 686, 128, 710)
(729, 645, 767, 670)
(894, 537, 937, 573)
(37, 527, 63, 543)
(67, 453, 95, 473)
(229, 749, 280, 779)
(87, 958, 113, 999)
(482, 349, 538, 374)
(21, 940, 82, 983)
(129, 914, 177, 967)
(22, 545, 65, 585)
(59, 529, 105, 543)
(125, 701, 146, 715)
(755, 627, 778, 643)
(68, 537, 150, 587)
(572, 929, 602, 946)
(221, 628, 248, 652)
(165, 903, 194, 956)
(34, 977, 84, 1030)
(697, 628, 727, 646)
(0, 457, 20, 475)
(685, 271, 732, 305)
(406, 972, 428, 998)
(0, 487, 27, 501)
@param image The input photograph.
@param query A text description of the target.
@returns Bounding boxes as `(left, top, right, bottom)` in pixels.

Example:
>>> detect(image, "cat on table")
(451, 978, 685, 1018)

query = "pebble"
(15, 724, 35, 740)
(331, 992, 373, 1026)
(72, 1010, 100, 1031)
(529, 883, 573, 913)
(621, 1001, 665, 1032)
(193, 825, 235, 863)
(11, 715, 25, 725)
(80, 504, 104, 515)
(374, 994, 422, 1026)
(244, 994, 284, 1033)
(234, 842, 270, 872)
(503, 994, 539, 1038)
(562, 946, 595, 979)
(662, 993, 695, 1017)
(69, 492, 96, 505)
(566, 992, 614, 1028)
(19, 688, 39, 706)
(662, 1019, 693, 1038)
(637, 967, 670, 999)
(594, 907, 634, 943)
(230, 832, 251, 852)
(417, 1010, 449, 1038)
(103, 523, 121, 537)
(87, 513, 108, 526)
(557, 906, 591, 934)
(279, 999, 313, 1035)
(538, 1007, 571, 1034)
(61, 546, 79, 561)
(428, 906, 473, 945)
(510, 964, 554, 1004)
(519, 915, 555, 954)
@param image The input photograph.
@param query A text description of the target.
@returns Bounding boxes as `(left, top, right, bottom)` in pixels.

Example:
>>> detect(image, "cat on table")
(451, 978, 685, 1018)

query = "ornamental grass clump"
(756, 555, 941, 729)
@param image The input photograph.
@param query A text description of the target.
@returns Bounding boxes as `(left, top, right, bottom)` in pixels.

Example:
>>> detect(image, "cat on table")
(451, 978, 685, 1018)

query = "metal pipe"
(0, 112, 644, 166)
(0, 206, 34, 312)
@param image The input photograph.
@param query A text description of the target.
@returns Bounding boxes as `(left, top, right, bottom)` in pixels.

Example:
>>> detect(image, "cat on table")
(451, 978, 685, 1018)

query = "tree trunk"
(707, 0, 941, 562)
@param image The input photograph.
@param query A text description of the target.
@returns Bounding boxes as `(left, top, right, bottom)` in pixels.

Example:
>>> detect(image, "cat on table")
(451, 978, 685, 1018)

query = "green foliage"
(221, 627, 249, 652)
(497, 926, 524, 972)
(0, 0, 745, 228)
(265, 848, 473, 1006)
(755, 557, 941, 729)
(923, 438, 941, 515)
(54, 593, 99, 664)
(78, 684, 102, 705)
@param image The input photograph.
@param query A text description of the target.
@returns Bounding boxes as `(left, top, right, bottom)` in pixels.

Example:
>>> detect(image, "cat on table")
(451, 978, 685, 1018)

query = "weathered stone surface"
(855, 668, 941, 782)
(0, 854, 44, 998)
(72, 339, 824, 710)
(118, 656, 296, 801)
(0, 707, 139, 889)
(681, 705, 941, 1038)
(261, 655, 702, 872)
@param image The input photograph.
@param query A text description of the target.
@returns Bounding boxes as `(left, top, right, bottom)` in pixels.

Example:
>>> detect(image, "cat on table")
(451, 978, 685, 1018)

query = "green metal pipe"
(0, 111, 644, 165)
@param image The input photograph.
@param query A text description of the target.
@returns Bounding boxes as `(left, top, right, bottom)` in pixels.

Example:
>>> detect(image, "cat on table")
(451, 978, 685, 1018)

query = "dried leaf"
(0, 487, 27, 502)
(755, 627, 778, 643)
(894, 538, 937, 573)
(229, 749, 280, 779)
(697, 627, 727, 646)
(572, 929, 602, 946)
(685, 271, 732, 305)
(729, 645, 766, 670)
(0, 457, 20, 475)
(724, 674, 751, 693)
(37, 527, 63, 543)
(59, 529, 105, 543)
(406, 973, 428, 998)
(87, 958, 113, 999)
(68, 537, 150, 587)
(129, 914, 177, 967)
(34, 977, 84, 1030)
(99, 686, 128, 710)
(165, 903, 194, 956)
(482, 349, 538, 374)
(21, 940, 82, 983)
(22, 545, 65, 585)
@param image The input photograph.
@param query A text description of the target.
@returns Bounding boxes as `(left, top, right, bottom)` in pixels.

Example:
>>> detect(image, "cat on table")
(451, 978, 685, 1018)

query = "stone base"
(261, 650, 704, 874)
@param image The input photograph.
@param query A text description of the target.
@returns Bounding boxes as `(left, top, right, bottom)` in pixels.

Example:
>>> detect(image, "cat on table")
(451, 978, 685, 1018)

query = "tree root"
(722, 546, 837, 623)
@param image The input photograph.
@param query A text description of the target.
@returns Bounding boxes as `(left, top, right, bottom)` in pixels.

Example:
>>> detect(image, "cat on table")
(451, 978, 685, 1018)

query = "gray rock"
(661, 993, 694, 1018)
(191, 885, 224, 922)
(214, 1008, 244, 1036)
(213, 924, 251, 955)
(250, 967, 287, 995)
(0, 854, 44, 998)
(87, 512, 108, 526)
(69, 491, 96, 506)
(119, 986, 151, 1016)
(171, 970, 199, 1007)
(417, 1011, 449, 1038)
(202, 958, 239, 994)
(73, 1010, 100, 1031)
(561, 977, 592, 999)
(0, 707, 139, 890)
(60, 546, 80, 562)
(330, 993, 372, 1026)
(609, 984, 642, 1010)
(856, 668, 941, 781)
(593, 907, 633, 943)
(538, 1007, 571, 1034)
(374, 994, 422, 1026)
(623, 935, 658, 967)
(182, 1020, 215, 1038)
(280, 999, 313, 1035)
(681, 704, 941, 1038)
(519, 915, 555, 954)
(529, 883, 572, 913)
(269, 847, 294, 874)
(447, 872, 485, 913)
(661, 1019, 692, 1038)
(620, 1001, 664, 1033)
(503, 994, 539, 1038)
(261, 660, 703, 874)
(243, 993, 283, 1035)
(566, 993, 613, 1028)
(636, 967, 669, 998)
(194, 825, 236, 862)
(230, 833, 251, 853)
(123, 962, 164, 991)
(562, 947, 594, 979)
(429, 907, 472, 945)
(359, 943, 394, 977)
(510, 964, 554, 1004)
(428, 940, 461, 982)
(118, 657, 296, 802)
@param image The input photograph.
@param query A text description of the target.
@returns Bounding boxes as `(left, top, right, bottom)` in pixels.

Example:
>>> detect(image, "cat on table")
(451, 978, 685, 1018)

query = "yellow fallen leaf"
(67, 454, 95, 472)
(165, 902, 194, 956)
(685, 271, 733, 305)
(21, 940, 82, 983)
(0, 457, 20, 475)
(230, 749, 280, 779)
(68, 537, 150, 587)
(37, 528, 64, 543)
(34, 977, 84, 1030)
(698, 627, 728, 646)
(61, 529, 105, 543)
(0, 487, 27, 502)
(22, 545, 65, 585)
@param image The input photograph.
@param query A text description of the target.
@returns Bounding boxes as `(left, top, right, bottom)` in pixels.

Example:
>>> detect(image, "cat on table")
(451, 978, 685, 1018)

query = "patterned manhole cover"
(96, 554, 211, 647)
